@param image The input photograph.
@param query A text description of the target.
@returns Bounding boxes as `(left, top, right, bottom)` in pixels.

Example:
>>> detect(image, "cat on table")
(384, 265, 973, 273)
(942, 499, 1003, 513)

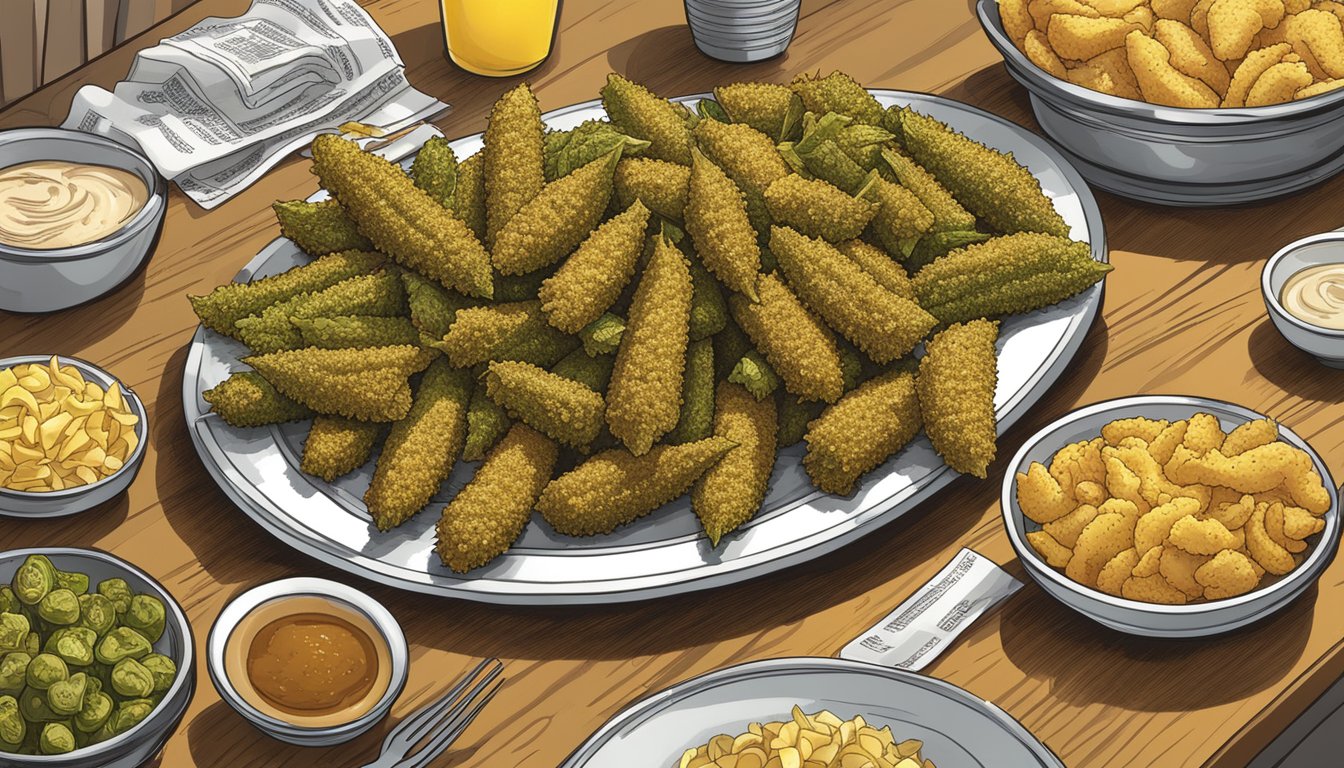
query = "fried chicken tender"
(695, 119, 791, 233)
(613, 158, 690, 222)
(1153, 0, 1203, 19)
(685, 150, 762, 300)
(436, 424, 558, 572)
(1155, 19, 1234, 91)
(1017, 461, 1076, 523)
(691, 382, 778, 545)
(1067, 512, 1134, 586)
(1086, 47, 1147, 97)
(273, 199, 371, 256)
(492, 150, 619, 276)
(437, 300, 577, 369)
(485, 361, 606, 449)
(1167, 442, 1329, 512)
(1102, 416, 1169, 445)
(1245, 58, 1315, 102)
(730, 273, 845, 404)
(1223, 42, 1293, 103)
(300, 416, 380, 481)
(190, 250, 383, 338)
(900, 108, 1069, 237)
(364, 360, 472, 530)
(713, 82, 806, 141)
(1195, 549, 1260, 599)
(1122, 572, 1188, 603)
(311, 135, 493, 299)
(790, 71, 886, 125)
(1028, 530, 1075, 568)
(1126, 31, 1223, 105)
(1030, 0, 1101, 28)
(539, 200, 649, 333)
(918, 320, 1000, 478)
(1159, 544, 1212, 598)
(803, 370, 922, 495)
(202, 371, 312, 427)
(764, 175, 877, 242)
(668, 338, 716, 445)
(538, 436, 736, 536)
(607, 236, 693, 455)
(1049, 13, 1145, 59)
(293, 315, 420, 349)
(1095, 547, 1139, 595)
(243, 345, 433, 422)
(483, 83, 546, 245)
(602, 74, 694, 165)
(1043, 503, 1100, 547)
(1246, 501, 1297, 573)
(1221, 417, 1278, 456)
(462, 384, 510, 462)
(1296, 76, 1344, 95)
(836, 240, 914, 300)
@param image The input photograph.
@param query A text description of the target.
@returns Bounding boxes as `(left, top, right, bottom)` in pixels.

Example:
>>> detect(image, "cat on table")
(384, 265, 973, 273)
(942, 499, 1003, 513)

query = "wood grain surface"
(4, 1, 1344, 766)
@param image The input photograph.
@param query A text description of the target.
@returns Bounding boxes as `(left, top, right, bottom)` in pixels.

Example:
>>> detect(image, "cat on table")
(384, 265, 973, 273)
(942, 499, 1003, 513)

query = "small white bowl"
(1002, 395, 1340, 638)
(1262, 231, 1344, 368)
(0, 355, 149, 518)
(207, 577, 408, 746)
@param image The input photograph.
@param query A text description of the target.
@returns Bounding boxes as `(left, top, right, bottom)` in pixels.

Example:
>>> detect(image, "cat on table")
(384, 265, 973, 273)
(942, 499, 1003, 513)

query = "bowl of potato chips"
(1001, 395, 1339, 637)
(977, 0, 1344, 205)
(0, 356, 147, 518)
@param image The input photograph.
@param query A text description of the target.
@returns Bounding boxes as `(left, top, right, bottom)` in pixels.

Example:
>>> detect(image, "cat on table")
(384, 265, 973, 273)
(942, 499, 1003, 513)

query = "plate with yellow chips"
(1002, 395, 1340, 637)
(558, 657, 1062, 767)
(0, 355, 148, 517)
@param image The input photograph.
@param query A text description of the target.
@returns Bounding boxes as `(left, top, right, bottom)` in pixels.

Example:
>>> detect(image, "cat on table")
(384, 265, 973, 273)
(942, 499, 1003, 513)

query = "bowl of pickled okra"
(0, 548, 194, 766)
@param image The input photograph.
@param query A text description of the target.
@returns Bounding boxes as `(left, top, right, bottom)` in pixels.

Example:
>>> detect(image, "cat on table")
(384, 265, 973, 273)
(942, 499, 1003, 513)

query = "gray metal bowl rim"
(1261, 232, 1344, 338)
(1000, 395, 1341, 614)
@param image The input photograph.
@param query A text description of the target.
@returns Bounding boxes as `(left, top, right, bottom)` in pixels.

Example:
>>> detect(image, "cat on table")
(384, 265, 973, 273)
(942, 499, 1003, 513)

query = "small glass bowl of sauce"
(207, 578, 408, 746)
(1263, 232, 1344, 368)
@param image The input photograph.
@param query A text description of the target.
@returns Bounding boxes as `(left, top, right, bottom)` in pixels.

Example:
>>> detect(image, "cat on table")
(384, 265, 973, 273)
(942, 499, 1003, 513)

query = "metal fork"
(363, 658, 504, 768)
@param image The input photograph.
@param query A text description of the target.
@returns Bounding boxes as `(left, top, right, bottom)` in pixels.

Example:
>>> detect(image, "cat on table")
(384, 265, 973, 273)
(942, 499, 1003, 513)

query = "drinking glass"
(440, 0, 562, 77)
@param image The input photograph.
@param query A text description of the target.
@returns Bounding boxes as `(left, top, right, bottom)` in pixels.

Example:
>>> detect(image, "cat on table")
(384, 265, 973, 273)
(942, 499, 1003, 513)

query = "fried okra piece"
(900, 108, 1069, 237)
(728, 351, 780, 401)
(292, 315, 420, 349)
(668, 338, 715, 444)
(692, 382, 778, 545)
(777, 393, 822, 448)
(364, 360, 472, 530)
(713, 82, 805, 141)
(485, 361, 606, 449)
(436, 424, 559, 572)
(693, 119, 791, 234)
(402, 270, 474, 339)
(437, 300, 578, 368)
(601, 73, 695, 165)
(911, 232, 1111, 325)
(202, 371, 312, 427)
(492, 150, 619, 275)
(272, 200, 372, 256)
(835, 123, 897, 170)
(484, 83, 546, 245)
(790, 71, 885, 125)
(410, 136, 458, 208)
(764, 175, 877, 242)
(234, 271, 408, 353)
(772, 226, 936, 363)
(243, 345, 434, 422)
(189, 250, 383, 338)
(539, 200, 650, 333)
(300, 416, 380, 481)
(684, 150, 762, 300)
(730, 273, 845, 403)
(538, 436, 736, 536)
(918, 320, 1000, 479)
(857, 172, 935, 259)
(311, 135, 493, 298)
(836, 239, 914, 300)
(613, 158, 691, 221)
(578, 312, 626, 356)
(796, 139, 868, 193)
(551, 348, 616, 392)
(879, 147, 977, 233)
(687, 255, 728, 341)
(713, 318, 753, 383)
(905, 230, 992, 272)
(451, 152, 488, 242)
(804, 369, 922, 495)
(462, 384, 511, 462)
(607, 236, 693, 455)
(545, 120, 650, 181)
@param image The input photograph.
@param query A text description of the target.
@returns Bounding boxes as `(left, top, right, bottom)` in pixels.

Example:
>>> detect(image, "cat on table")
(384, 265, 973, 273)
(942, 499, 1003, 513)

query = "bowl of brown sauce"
(206, 578, 407, 746)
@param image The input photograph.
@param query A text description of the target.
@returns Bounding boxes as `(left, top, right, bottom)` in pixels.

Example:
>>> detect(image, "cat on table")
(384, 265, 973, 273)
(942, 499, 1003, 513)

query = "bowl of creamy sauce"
(0, 129, 166, 313)
(1263, 232, 1344, 368)
(207, 577, 408, 746)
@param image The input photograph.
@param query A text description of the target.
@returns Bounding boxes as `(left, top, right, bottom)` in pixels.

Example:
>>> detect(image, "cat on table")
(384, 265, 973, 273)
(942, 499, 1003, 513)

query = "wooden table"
(4, 0, 1344, 766)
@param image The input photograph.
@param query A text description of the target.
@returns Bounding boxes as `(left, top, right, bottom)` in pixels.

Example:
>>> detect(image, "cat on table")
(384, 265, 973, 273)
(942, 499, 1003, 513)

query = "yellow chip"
(1221, 417, 1278, 456)
(1135, 496, 1202, 553)
(1101, 415, 1169, 445)
(1016, 462, 1075, 523)
(1282, 504, 1326, 539)
(1028, 530, 1074, 568)
(1206, 493, 1255, 529)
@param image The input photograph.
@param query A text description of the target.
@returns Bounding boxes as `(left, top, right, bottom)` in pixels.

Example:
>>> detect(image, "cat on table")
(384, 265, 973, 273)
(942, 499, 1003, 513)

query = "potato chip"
(1167, 514, 1238, 554)
(1159, 544, 1213, 597)
(1135, 497, 1202, 552)
(1123, 573, 1188, 603)
(1066, 512, 1134, 585)
(1246, 501, 1297, 574)
(1195, 549, 1260, 599)
(1096, 547, 1140, 595)
(1028, 530, 1075, 567)
(1044, 503, 1101, 547)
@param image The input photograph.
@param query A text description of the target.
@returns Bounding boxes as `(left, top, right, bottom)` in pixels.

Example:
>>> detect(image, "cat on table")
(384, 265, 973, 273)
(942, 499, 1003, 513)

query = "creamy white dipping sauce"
(0, 160, 149, 249)
(1281, 262, 1344, 331)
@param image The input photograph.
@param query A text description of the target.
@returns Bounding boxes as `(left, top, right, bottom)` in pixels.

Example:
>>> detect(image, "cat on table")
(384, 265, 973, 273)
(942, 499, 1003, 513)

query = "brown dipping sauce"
(248, 612, 378, 716)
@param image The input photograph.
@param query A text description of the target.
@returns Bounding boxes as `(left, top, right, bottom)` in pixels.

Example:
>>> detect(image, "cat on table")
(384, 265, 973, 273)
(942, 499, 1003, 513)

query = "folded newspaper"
(62, 0, 448, 208)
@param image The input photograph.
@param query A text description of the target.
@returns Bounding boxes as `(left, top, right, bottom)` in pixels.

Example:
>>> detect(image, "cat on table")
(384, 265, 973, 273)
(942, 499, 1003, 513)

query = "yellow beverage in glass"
(440, 0, 561, 77)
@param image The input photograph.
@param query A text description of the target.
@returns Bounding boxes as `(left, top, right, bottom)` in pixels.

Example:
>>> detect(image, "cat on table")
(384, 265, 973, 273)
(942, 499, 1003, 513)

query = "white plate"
(557, 657, 1063, 767)
(182, 90, 1108, 604)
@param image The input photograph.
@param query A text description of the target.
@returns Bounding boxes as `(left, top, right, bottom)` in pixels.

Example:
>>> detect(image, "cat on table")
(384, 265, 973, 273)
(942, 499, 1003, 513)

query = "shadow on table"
(3, 493, 130, 551)
(0, 256, 148, 355)
(606, 25, 793, 93)
(186, 700, 389, 768)
(997, 582, 1315, 711)
(1248, 321, 1344, 403)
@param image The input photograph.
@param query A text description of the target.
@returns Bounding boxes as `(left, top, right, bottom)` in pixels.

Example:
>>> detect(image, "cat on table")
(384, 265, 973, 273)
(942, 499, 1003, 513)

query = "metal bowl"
(684, 0, 799, 62)
(0, 547, 195, 767)
(207, 577, 408, 747)
(975, 0, 1344, 206)
(0, 128, 167, 313)
(1262, 231, 1344, 367)
(0, 355, 149, 519)
(1001, 396, 1341, 638)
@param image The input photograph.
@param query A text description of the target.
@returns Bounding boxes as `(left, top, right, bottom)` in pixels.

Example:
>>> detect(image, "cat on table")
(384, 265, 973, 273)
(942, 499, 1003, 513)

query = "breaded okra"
(243, 345, 434, 422)
(484, 83, 546, 245)
(292, 315, 420, 349)
(537, 436, 736, 536)
(693, 119, 790, 234)
(613, 158, 690, 221)
(687, 254, 728, 341)
(544, 119, 650, 180)
(436, 300, 577, 368)
(234, 271, 408, 353)
(402, 270, 475, 339)
(790, 71, 886, 125)
(684, 150, 761, 300)
(578, 312, 626, 356)
(462, 384, 511, 462)
(436, 424, 559, 572)
(539, 200, 649, 333)
(273, 200, 371, 256)
(606, 236, 693, 455)
(918, 320, 1000, 478)
(300, 416, 380, 482)
(485, 361, 606, 449)
(879, 147, 976, 232)
(692, 382, 778, 545)
(763, 175, 877, 242)
(410, 136, 458, 208)
(804, 369, 922, 495)
(551, 348, 616, 392)
(364, 360, 472, 530)
(601, 73, 694, 165)
(451, 152, 488, 242)
(491, 150, 619, 275)
(667, 338, 715, 444)
(713, 82, 805, 141)
(730, 273, 844, 403)
(835, 239, 914, 300)
(202, 371, 312, 427)
(856, 172, 935, 259)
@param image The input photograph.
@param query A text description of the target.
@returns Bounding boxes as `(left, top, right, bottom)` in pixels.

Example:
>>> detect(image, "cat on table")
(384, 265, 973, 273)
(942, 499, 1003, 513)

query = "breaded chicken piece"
(918, 320, 1000, 478)
(692, 382, 778, 545)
